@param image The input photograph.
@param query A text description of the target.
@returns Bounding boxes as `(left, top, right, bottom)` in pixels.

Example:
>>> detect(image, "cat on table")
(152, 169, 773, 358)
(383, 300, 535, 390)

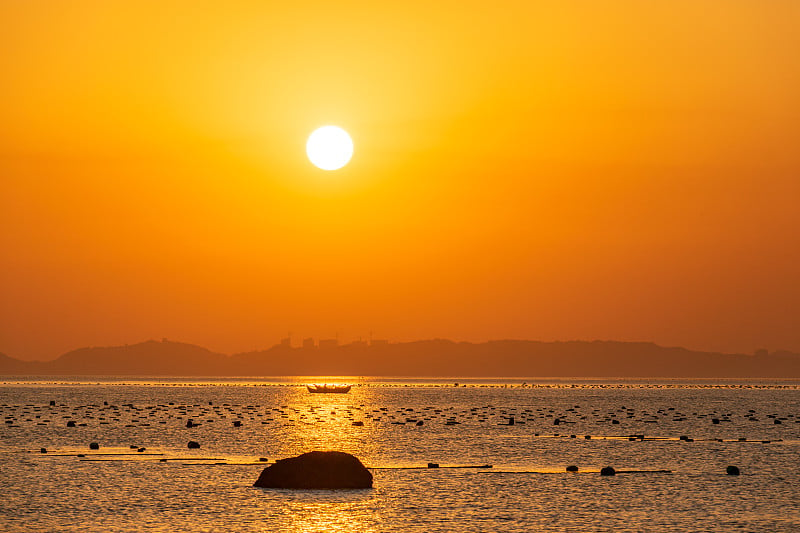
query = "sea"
(1, 377, 799, 532)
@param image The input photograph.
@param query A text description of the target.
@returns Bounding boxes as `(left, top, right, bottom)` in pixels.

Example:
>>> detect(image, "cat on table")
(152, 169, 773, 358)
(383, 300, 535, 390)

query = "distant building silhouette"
(280, 337, 291, 347)
(302, 337, 316, 349)
(350, 340, 368, 347)
(319, 339, 338, 349)
(370, 339, 389, 347)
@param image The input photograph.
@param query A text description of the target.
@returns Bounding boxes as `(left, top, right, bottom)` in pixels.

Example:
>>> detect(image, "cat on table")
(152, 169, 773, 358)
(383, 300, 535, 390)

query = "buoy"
(40, 448, 47, 454)
(726, 465, 740, 475)
(600, 466, 616, 476)
(89, 442, 99, 450)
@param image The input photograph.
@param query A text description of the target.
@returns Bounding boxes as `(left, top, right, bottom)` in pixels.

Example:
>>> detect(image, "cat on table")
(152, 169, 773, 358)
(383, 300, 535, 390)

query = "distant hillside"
(1, 339, 799, 377)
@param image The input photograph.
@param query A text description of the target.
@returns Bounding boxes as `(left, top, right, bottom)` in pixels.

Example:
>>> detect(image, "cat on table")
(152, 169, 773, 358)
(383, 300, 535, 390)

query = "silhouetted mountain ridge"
(1, 339, 798, 377)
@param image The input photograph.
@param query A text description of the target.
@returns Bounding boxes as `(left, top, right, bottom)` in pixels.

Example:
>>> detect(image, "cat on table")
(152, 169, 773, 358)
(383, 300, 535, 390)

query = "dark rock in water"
(89, 442, 99, 450)
(726, 465, 740, 475)
(611, 419, 620, 425)
(427, 463, 440, 468)
(49, 400, 55, 406)
(258, 457, 269, 462)
(40, 448, 47, 454)
(600, 466, 616, 476)
(566, 465, 578, 472)
(253, 451, 372, 489)
(187, 441, 201, 449)
(416, 420, 424, 426)
(712, 418, 720, 424)
(508, 417, 515, 426)
(553, 419, 560, 426)
(233, 420, 242, 427)
(774, 419, 782, 425)
(186, 419, 195, 428)
(130, 445, 138, 449)
(66, 421, 76, 427)
(137, 447, 146, 452)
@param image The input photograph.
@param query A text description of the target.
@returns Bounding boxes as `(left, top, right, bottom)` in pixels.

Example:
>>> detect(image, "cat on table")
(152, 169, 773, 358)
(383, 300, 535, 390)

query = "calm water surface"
(1, 378, 799, 532)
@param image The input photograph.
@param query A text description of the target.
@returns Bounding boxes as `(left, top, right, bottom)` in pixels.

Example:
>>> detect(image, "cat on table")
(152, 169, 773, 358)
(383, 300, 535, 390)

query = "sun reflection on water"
(268, 492, 380, 533)
(264, 383, 381, 464)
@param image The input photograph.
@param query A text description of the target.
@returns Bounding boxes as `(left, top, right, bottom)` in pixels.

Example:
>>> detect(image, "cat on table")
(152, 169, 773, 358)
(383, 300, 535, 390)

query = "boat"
(306, 384, 352, 394)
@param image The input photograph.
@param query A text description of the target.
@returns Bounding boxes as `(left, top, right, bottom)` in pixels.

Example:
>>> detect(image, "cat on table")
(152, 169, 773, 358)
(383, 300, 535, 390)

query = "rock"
(566, 465, 578, 472)
(49, 400, 56, 406)
(726, 465, 740, 475)
(40, 448, 47, 454)
(137, 447, 146, 452)
(427, 463, 439, 468)
(553, 419, 560, 426)
(66, 421, 76, 427)
(611, 419, 620, 425)
(186, 419, 194, 428)
(258, 457, 269, 462)
(253, 451, 372, 489)
(233, 421, 242, 427)
(712, 418, 720, 424)
(89, 442, 99, 450)
(187, 441, 201, 449)
(600, 466, 616, 476)
(416, 420, 424, 426)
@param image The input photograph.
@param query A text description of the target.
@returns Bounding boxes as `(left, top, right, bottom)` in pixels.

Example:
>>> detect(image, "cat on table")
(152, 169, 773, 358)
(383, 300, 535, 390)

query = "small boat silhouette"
(306, 384, 352, 394)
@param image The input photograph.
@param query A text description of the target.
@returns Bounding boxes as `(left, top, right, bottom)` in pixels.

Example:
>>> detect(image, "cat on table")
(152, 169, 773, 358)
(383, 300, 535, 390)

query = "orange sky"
(2, 1, 799, 360)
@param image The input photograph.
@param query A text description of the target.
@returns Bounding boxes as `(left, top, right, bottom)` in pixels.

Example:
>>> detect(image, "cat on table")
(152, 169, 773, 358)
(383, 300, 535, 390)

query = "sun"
(306, 126, 353, 171)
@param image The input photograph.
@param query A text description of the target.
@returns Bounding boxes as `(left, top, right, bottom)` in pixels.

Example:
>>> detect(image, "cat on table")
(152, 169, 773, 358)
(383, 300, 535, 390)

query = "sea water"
(1, 377, 799, 532)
